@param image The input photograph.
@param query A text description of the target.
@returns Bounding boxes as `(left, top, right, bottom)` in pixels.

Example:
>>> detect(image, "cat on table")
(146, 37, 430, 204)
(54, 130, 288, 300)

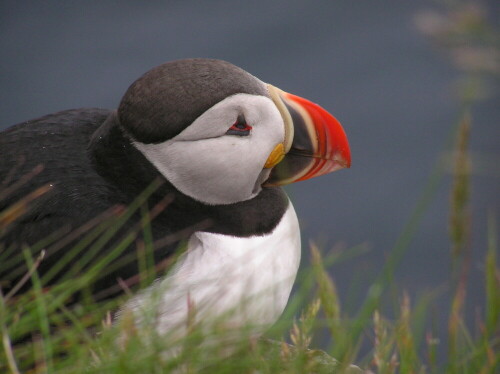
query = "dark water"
(1, 0, 499, 359)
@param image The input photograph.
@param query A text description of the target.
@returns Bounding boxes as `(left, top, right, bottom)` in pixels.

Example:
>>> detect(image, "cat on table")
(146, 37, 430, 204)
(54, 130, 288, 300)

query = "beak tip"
(343, 152, 352, 169)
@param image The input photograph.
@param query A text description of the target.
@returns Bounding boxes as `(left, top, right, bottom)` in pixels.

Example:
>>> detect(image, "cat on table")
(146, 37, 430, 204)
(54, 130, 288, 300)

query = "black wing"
(0, 109, 179, 300)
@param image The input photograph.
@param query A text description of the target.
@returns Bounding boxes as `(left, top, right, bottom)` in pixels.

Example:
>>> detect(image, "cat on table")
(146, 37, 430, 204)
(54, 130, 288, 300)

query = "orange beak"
(265, 85, 351, 186)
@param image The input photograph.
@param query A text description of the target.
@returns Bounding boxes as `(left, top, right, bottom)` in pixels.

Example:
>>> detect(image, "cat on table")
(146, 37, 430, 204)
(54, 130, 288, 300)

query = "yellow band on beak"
(264, 143, 285, 169)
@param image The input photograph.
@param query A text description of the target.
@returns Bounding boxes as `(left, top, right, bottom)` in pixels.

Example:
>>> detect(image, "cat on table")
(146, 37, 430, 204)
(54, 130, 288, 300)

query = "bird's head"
(117, 59, 351, 205)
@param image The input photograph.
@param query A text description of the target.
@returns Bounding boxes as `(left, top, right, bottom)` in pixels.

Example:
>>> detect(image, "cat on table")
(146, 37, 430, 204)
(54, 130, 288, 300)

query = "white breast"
(122, 200, 301, 337)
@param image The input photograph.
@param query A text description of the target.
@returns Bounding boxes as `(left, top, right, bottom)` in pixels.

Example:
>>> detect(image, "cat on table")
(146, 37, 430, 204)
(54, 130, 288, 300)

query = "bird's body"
(125, 202, 300, 336)
(0, 59, 350, 336)
(0, 108, 177, 294)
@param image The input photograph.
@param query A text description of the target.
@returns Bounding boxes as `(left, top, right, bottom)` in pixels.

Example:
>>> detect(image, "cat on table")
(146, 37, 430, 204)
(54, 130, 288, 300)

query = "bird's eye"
(226, 114, 252, 136)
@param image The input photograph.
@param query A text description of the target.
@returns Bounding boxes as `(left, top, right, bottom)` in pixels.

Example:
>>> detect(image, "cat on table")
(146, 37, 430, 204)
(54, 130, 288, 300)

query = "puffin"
(0, 58, 350, 337)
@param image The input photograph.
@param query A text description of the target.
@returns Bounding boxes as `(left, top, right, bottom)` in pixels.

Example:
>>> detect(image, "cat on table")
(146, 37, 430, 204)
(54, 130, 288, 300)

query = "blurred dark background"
(1, 0, 498, 357)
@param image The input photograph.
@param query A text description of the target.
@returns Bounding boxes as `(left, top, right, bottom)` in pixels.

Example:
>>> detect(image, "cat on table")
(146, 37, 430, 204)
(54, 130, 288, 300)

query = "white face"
(133, 93, 285, 205)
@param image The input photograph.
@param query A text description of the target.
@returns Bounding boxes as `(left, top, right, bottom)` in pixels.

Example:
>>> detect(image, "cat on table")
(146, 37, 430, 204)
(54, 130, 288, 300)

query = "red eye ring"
(228, 122, 252, 132)
(226, 115, 252, 136)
